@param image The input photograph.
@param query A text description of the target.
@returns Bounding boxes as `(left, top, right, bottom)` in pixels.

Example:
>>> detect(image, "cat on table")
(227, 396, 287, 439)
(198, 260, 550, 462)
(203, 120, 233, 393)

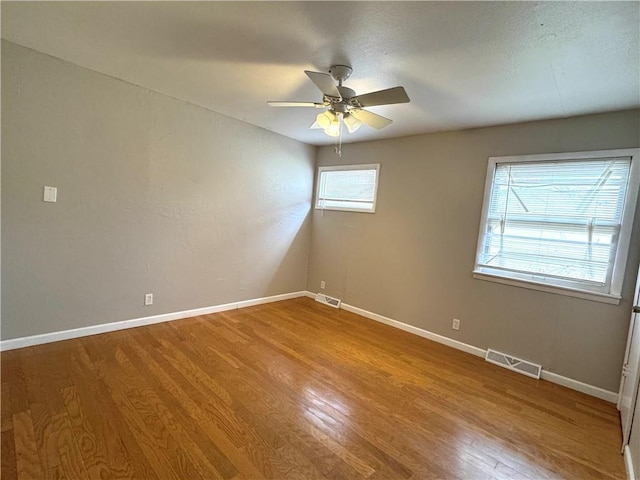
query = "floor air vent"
(485, 349, 542, 379)
(315, 293, 341, 309)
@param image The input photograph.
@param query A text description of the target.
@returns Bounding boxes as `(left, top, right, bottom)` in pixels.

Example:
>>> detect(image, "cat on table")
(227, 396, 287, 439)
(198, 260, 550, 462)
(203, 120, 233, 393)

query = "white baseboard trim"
(539, 370, 619, 404)
(236, 291, 310, 309)
(340, 300, 618, 403)
(625, 445, 637, 480)
(341, 302, 486, 357)
(0, 291, 312, 352)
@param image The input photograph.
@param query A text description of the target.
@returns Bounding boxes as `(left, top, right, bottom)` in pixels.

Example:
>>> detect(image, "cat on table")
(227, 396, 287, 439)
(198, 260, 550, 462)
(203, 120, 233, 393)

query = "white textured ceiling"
(2, 1, 639, 146)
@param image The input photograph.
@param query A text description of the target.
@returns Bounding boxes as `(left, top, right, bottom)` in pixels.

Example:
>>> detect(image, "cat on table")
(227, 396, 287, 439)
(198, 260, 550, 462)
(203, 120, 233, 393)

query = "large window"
(473, 149, 640, 304)
(315, 164, 380, 213)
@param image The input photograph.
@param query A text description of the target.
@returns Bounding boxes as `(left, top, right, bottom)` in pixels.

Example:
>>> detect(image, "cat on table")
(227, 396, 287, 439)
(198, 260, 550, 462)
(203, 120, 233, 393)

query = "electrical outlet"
(320, 281, 326, 289)
(452, 318, 460, 331)
(144, 293, 153, 306)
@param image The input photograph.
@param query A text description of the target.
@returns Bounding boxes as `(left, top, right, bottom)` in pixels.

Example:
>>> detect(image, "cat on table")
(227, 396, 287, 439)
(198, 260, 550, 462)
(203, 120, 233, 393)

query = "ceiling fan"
(267, 65, 410, 138)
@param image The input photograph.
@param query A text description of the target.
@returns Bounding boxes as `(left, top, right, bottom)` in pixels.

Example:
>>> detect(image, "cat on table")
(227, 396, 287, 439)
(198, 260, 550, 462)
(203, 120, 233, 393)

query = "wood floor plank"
(66, 346, 135, 479)
(1, 428, 18, 479)
(13, 410, 44, 480)
(62, 385, 117, 479)
(2, 353, 30, 423)
(0, 297, 626, 479)
(1, 382, 14, 433)
(50, 411, 89, 479)
(20, 348, 65, 473)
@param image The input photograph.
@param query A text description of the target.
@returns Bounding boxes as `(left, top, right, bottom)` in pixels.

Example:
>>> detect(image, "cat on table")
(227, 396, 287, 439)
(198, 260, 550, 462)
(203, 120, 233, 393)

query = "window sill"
(314, 206, 376, 214)
(472, 271, 621, 305)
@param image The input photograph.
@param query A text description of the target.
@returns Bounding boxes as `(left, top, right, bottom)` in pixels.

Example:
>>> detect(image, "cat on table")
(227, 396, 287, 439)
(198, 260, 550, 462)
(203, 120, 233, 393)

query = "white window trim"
(473, 148, 640, 305)
(315, 163, 380, 213)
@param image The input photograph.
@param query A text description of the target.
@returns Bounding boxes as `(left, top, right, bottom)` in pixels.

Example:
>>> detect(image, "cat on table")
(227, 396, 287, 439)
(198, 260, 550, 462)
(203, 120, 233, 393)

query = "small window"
(315, 164, 380, 213)
(473, 149, 640, 304)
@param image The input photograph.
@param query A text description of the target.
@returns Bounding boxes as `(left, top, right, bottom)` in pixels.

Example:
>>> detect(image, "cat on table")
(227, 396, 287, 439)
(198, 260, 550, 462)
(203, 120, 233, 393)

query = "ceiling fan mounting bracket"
(329, 65, 353, 85)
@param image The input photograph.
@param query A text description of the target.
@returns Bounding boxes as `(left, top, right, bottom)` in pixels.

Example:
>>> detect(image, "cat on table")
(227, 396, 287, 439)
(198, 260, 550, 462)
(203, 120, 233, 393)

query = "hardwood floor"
(1, 297, 625, 479)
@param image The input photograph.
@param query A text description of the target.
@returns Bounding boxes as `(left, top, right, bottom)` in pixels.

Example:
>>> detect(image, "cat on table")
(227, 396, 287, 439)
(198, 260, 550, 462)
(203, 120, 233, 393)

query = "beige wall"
(1, 41, 314, 339)
(308, 110, 640, 392)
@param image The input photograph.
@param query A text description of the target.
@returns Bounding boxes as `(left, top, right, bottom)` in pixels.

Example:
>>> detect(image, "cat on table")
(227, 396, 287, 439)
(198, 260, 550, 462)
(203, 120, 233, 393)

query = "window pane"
(316, 165, 379, 212)
(477, 156, 632, 289)
(321, 200, 374, 211)
(488, 159, 630, 222)
(480, 224, 617, 284)
(320, 170, 377, 202)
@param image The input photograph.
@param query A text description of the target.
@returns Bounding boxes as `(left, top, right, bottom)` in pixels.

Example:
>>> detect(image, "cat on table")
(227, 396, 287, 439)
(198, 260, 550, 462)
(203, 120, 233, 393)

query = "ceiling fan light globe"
(325, 122, 340, 137)
(316, 111, 337, 130)
(343, 114, 362, 133)
(316, 112, 331, 129)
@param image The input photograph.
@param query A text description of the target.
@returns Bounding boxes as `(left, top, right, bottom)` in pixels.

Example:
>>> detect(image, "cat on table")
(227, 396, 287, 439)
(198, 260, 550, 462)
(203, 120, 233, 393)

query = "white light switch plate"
(43, 186, 57, 202)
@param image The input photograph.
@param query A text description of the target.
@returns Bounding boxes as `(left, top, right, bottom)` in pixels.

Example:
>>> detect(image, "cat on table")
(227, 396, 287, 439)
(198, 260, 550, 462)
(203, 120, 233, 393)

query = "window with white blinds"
(315, 164, 380, 213)
(474, 149, 640, 303)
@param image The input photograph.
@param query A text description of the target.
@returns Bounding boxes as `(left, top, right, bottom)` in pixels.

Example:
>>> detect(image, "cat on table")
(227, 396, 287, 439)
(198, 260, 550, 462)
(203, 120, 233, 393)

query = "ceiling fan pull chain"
(334, 117, 343, 157)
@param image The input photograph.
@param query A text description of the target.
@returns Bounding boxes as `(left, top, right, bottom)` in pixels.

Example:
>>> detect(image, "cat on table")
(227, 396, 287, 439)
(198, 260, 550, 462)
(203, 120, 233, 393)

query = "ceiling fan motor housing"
(337, 86, 356, 99)
(328, 85, 356, 114)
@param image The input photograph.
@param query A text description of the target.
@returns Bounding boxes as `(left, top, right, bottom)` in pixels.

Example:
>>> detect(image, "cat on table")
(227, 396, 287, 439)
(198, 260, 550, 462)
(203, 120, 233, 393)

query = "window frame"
(315, 163, 380, 213)
(473, 148, 640, 305)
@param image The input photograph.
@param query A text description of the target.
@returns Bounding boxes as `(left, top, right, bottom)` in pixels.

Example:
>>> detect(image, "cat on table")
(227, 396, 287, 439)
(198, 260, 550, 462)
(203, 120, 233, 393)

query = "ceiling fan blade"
(304, 71, 341, 98)
(309, 121, 322, 129)
(350, 109, 393, 130)
(352, 86, 410, 107)
(267, 101, 326, 108)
